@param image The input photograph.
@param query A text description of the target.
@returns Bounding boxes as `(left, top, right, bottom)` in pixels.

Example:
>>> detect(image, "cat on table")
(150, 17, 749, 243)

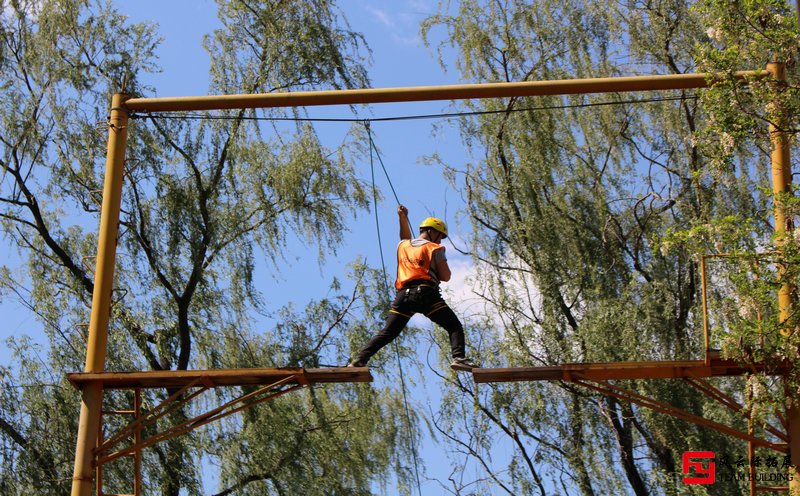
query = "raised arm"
(398, 205, 412, 240)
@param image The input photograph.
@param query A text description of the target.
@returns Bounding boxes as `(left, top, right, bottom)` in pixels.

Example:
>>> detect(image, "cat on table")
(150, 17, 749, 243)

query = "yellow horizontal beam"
(68, 367, 372, 390)
(472, 358, 788, 383)
(123, 71, 766, 113)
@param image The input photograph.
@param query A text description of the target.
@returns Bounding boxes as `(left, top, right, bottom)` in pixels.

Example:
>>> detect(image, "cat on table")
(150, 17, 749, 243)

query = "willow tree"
(422, 0, 796, 494)
(1, 1, 419, 495)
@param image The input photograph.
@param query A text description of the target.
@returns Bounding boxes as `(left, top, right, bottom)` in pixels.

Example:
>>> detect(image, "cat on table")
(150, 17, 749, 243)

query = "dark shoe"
(346, 359, 367, 368)
(451, 357, 478, 371)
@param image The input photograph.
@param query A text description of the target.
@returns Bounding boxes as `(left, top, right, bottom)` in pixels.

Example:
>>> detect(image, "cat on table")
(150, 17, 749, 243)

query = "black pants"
(356, 284, 466, 364)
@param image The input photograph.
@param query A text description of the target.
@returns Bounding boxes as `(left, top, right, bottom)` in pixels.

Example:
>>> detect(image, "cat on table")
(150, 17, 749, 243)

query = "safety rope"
(366, 121, 423, 496)
(366, 122, 415, 234)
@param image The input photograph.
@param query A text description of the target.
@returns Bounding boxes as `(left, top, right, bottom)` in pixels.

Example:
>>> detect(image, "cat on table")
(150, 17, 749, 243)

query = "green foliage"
(685, 2, 800, 398)
(422, 0, 797, 494)
(0, 0, 416, 495)
(0, 339, 79, 495)
(3, 0, 798, 494)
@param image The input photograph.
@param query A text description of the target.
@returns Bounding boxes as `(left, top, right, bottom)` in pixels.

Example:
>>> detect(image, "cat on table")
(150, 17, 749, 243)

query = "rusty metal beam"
(472, 358, 787, 383)
(68, 367, 372, 390)
(123, 71, 766, 113)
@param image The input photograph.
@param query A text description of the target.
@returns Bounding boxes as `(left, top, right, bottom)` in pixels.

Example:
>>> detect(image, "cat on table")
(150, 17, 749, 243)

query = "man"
(348, 205, 478, 371)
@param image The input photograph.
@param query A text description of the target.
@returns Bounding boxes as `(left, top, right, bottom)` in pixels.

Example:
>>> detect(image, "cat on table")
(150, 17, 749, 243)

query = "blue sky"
(117, 0, 479, 310)
(114, 2, 496, 494)
(1, 1, 506, 494)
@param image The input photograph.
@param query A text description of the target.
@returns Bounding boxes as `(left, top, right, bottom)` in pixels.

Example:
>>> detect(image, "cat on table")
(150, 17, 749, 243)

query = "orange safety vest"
(395, 239, 443, 289)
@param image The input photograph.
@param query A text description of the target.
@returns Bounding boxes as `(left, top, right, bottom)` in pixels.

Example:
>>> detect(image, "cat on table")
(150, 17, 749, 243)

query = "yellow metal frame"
(472, 250, 794, 494)
(71, 67, 792, 496)
(70, 367, 371, 495)
(96, 389, 141, 496)
(121, 71, 763, 112)
(94, 376, 302, 468)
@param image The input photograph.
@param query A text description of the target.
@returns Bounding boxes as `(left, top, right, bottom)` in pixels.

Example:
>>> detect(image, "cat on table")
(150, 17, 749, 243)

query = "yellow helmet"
(419, 217, 448, 238)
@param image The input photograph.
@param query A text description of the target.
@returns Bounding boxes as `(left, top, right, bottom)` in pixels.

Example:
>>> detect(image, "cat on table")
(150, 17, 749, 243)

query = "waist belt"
(401, 280, 436, 290)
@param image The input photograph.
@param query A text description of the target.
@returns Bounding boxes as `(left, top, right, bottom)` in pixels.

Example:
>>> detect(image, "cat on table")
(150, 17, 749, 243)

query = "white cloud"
(364, 4, 423, 47)
(366, 6, 395, 28)
(442, 250, 546, 328)
(441, 258, 490, 322)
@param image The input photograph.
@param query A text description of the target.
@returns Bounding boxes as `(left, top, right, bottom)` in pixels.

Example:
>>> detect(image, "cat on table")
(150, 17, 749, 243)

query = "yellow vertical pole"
(747, 384, 756, 496)
(768, 62, 794, 336)
(700, 256, 711, 365)
(766, 61, 799, 495)
(96, 417, 104, 496)
(71, 93, 130, 496)
(134, 389, 142, 496)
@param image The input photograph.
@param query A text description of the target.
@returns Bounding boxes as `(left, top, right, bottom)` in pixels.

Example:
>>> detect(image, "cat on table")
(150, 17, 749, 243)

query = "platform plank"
(68, 367, 372, 390)
(472, 358, 788, 383)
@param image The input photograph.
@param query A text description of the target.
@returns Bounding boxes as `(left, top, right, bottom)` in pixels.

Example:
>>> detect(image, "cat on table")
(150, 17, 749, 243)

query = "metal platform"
(471, 357, 788, 383)
(469, 357, 790, 457)
(66, 366, 373, 491)
(68, 367, 372, 390)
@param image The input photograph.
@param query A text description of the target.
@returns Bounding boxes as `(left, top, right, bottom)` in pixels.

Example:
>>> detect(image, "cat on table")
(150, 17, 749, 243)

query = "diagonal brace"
(684, 378, 788, 442)
(574, 379, 788, 453)
(97, 375, 303, 466)
(96, 377, 207, 456)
